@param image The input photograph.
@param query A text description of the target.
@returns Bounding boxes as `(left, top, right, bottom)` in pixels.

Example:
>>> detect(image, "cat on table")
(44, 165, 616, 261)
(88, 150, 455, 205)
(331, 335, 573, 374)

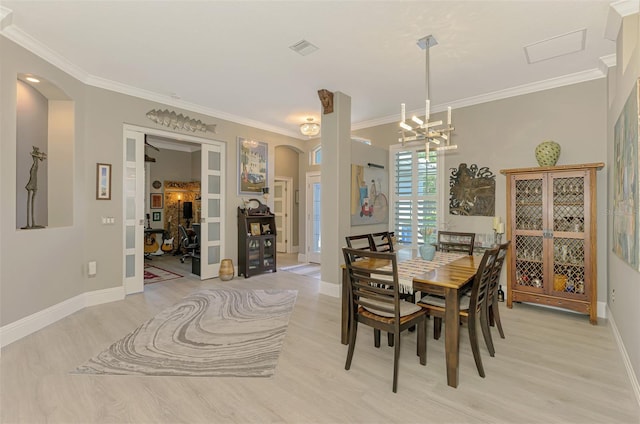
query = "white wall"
(606, 11, 640, 394)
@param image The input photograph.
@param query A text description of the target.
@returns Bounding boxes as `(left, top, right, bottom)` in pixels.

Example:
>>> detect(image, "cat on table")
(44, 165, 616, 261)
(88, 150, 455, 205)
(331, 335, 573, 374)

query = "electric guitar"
(161, 237, 174, 253)
(160, 216, 174, 252)
(144, 233, 159, 254)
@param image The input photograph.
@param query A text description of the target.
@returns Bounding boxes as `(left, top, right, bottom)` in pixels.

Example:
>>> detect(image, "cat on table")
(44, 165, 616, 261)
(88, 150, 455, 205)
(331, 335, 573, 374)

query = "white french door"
(123, 129, 145, 294)
(274, 178, 292, 253)
(199, 143, 225, 280)
(306, 172, 321, 263)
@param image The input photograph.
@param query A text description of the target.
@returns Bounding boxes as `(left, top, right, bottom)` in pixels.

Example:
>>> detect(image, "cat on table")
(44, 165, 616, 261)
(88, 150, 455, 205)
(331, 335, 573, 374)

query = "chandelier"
(300, 117, 320, 137)
(399, 35, 457, 157)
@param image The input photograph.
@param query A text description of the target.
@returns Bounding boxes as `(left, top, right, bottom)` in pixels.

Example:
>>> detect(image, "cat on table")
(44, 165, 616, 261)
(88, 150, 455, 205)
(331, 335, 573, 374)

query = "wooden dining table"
(340, 252, 481, 388)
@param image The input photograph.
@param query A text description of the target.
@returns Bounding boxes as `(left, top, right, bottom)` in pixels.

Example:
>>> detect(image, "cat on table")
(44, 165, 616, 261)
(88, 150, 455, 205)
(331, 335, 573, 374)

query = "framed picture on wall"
(150, 193, 163, 209)
(238, 137, 268, 195)
(96, 163, 112, 200)
(152, 211, 161, 221)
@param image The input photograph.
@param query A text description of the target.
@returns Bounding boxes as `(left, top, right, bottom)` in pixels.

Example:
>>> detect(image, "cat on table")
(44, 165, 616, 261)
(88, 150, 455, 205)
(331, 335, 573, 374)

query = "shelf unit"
(237, 207, 277, 278)
(501, 163, 603, 324)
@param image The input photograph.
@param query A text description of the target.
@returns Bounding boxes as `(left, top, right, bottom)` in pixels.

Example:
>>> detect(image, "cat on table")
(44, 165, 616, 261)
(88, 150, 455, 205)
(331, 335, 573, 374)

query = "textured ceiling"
(1, 1, 620, 139)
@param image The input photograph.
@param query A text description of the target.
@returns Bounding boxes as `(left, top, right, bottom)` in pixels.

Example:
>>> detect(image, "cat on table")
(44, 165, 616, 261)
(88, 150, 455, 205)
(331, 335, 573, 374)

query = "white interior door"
(200, 143, 225, 279)
(274, 179, 289, 253)
(306, 172, 321, 263)
(123, 129, 144, 294)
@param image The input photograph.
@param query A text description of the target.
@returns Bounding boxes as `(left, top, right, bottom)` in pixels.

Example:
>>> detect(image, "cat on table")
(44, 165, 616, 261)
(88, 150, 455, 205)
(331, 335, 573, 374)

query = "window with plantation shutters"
(390, 145, 443, 247)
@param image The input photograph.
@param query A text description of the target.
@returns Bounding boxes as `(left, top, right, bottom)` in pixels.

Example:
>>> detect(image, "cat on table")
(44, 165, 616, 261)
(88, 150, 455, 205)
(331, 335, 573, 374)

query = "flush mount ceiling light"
(398, 35, 457, 159)
(25, 76, 40, 83)
(300, 118, 320, 137)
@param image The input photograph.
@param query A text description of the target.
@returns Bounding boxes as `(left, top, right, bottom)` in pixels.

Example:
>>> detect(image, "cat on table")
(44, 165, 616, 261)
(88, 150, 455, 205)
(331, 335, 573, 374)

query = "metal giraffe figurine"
(22, 146, 47, 229)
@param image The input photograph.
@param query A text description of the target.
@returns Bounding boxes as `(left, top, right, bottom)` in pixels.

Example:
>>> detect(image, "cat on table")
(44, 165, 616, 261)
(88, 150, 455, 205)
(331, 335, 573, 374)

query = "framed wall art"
(613, 78, 640, 271)
(150, 193, 163, 209)
(238, 137, 267, 195)
(96, 163, 112, 200)
(152, 211, 161, 221)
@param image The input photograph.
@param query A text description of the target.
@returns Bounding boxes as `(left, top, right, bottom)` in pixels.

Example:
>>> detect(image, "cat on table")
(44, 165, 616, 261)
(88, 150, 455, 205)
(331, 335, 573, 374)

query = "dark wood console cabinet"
(237, 206, 277, 278)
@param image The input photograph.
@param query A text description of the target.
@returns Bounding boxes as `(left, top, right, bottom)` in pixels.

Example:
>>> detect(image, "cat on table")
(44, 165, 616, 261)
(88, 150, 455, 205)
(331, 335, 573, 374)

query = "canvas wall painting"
(238, 138, 267, 195)
(613, 79, 640, 271)
(350, 164, 389, 226)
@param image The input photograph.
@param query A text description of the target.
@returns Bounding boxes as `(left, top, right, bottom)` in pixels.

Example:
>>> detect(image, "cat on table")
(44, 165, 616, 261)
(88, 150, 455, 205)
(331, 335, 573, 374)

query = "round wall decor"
(152, 180, 162, 189)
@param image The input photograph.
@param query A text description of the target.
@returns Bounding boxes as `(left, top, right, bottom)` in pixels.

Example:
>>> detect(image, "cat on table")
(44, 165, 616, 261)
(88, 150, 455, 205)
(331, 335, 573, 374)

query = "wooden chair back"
(345, 234, 375, 252)
(371, 231, 395, 252)
(437, 231, 476, 255)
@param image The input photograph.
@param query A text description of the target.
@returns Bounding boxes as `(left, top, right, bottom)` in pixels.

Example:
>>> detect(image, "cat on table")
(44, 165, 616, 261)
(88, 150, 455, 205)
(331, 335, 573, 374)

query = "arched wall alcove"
(16, 74, 74, 229)
(274, 144, 302, 250)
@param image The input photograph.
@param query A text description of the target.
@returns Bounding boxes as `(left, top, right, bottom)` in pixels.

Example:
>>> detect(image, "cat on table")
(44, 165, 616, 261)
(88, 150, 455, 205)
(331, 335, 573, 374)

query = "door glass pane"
(207, 222, 220, 241)
(208, 245, 220, 264)
(126, 197, 135, 220)
(312, 182, 321, 253)
(125, 254, 135, 278)
(126, 225, 135, 249)
(208, 151, 220, 171)
(126, 138, 136, 162)
(208, 175, 220, 194)
(208, 198, 220, 218)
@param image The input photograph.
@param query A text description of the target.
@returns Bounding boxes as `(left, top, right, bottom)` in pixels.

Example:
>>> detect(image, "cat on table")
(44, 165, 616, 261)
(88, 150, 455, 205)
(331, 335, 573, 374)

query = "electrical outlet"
(611, 288, 615, 302)
(88, 261, 97, 276)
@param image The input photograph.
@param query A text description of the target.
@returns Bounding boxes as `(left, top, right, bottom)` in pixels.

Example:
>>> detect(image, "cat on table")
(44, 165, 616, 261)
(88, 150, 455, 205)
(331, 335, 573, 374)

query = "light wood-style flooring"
(2, 253, 639, 423)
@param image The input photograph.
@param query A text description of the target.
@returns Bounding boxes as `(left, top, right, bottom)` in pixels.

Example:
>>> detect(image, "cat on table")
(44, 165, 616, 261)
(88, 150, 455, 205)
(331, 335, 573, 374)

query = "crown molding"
(1, 25, 89, 82)
(605, 0, 640, 40)
(0, 6, 12, 30)
(599, 54, 617, 74)
(1, 23, 304, 141)
(2, 18, 615, 138)
(352, 68, 606, 131)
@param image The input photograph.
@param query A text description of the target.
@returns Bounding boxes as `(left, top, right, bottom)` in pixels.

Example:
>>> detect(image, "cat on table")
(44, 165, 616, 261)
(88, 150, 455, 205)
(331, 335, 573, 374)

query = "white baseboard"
(0, 286, 125, 348)
(607, 305, 640, 407)
(319, 280, 340, 298)
(597, 301, 607, 319)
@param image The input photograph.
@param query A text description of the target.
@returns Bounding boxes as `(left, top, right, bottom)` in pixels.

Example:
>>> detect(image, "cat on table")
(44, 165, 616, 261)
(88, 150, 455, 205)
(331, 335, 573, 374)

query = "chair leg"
(345, 321, 358, 370)
(417, 319, 426, 365)
(468, 318, 485, 378)
(392, 331, 401, 393)
(388, 332, 394, 347)
(433, 317, 442, 340)
(489, 305, 495, 326)
(480, 307, 495, 357)
(491, 304, 505, 339)
(374, 329, 381, 348)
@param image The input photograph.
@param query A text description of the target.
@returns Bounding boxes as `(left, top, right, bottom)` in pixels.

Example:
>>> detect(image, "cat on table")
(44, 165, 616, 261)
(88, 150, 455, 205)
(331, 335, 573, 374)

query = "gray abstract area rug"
(74, 289, 297, 377)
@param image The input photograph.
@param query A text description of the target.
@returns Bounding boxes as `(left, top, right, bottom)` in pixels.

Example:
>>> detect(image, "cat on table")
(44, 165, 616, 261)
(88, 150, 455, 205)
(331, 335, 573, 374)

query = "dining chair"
(342, 247, 427, 393)
(345, 234, 376, 252)
(436, 231, 476, 255)
(371, 231, 394, 252)
(346, 233, 407, 347)
(486, 242, 510, 345)
(417, 246, 499, 378)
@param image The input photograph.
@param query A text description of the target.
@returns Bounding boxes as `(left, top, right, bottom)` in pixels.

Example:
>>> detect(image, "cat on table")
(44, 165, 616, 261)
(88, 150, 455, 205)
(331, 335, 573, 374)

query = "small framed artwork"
(96, 163, 112, 200)
(250, 222, 261, 236)
(152, 212, 161, 221)
(150, 193, 163, 209)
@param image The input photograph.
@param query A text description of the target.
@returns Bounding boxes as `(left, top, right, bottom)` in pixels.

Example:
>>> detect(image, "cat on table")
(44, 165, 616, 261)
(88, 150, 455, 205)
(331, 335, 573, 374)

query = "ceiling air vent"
(289, 40, 319, 56)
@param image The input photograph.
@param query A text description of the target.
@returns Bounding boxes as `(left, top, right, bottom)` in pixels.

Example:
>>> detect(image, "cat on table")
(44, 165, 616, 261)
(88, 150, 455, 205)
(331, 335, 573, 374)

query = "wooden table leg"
(443, 287, 460, 388)
(341, 267, 349, 345)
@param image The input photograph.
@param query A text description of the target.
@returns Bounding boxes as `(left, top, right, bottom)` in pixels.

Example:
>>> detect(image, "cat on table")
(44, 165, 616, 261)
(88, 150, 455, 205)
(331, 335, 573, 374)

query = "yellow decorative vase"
(219, 259, 234, 281)
(535, 140, 561, 167)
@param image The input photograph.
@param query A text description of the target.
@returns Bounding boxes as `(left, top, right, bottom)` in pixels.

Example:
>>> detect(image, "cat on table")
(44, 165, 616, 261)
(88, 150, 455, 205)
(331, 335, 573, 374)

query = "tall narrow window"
(390, 145, 442, 247)
(311, 145, 322, 165)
